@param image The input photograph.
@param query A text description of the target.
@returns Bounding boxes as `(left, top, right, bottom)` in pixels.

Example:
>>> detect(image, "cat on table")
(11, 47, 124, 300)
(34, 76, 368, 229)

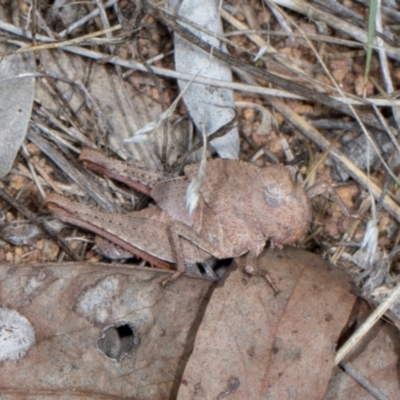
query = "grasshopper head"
(251, 165, 312, 246)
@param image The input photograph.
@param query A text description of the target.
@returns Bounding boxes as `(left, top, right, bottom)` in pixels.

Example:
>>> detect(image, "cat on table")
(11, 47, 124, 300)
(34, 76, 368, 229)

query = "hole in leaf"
(97, 323, 139, 361)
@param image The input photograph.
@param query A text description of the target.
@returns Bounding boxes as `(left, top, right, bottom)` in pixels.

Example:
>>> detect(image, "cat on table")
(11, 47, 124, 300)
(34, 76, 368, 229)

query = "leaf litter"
(0, 0, 400, 398)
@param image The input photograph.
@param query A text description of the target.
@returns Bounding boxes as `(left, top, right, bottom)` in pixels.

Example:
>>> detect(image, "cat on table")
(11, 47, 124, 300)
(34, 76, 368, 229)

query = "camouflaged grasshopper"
(46, 148, 348, 284)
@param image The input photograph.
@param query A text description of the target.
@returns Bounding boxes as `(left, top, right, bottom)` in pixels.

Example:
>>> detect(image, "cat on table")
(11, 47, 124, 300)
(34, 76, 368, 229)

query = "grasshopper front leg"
(244, 249, 280, 294)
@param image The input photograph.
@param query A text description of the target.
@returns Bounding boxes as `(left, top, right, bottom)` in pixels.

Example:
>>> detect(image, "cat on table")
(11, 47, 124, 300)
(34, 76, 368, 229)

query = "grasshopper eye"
(263, 183, 282, 208)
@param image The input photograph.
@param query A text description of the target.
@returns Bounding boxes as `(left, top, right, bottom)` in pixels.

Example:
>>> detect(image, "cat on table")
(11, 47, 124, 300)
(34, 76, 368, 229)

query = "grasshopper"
(46, 148, 348, 284)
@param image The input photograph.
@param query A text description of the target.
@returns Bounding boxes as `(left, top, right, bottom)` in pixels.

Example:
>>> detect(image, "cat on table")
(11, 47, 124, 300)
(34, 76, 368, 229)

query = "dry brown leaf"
(178, 247, 356, 399)
(0, 263, 213, 399)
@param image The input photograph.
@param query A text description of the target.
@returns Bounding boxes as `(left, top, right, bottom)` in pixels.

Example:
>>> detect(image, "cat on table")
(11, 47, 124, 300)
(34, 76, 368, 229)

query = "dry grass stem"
(335, 283, 400, 364)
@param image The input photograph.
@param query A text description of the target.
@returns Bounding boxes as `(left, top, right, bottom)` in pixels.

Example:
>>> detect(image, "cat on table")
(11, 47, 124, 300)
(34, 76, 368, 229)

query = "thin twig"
(0, 186, 79, 261)
(58, 0, 118, 38)
(335, 283, 400, 364)
(2, 21, 400, 107)
(173, 117, 237, 171)
(270, 0, 400, 61)
(339, 360, 389, 400)
(28, 130, 118, 212)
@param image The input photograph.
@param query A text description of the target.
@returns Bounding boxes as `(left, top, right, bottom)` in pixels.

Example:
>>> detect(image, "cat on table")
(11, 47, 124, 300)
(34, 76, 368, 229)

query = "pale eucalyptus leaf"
(173, 0, 240, 159)
(0, 51, 35, 179)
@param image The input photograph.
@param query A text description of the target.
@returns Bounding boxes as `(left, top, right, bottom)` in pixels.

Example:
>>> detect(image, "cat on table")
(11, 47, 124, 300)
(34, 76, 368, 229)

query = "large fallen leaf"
(172, 0, 240, 159)
(178, 247, 356, 399)
(0, 263, 213, 399)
